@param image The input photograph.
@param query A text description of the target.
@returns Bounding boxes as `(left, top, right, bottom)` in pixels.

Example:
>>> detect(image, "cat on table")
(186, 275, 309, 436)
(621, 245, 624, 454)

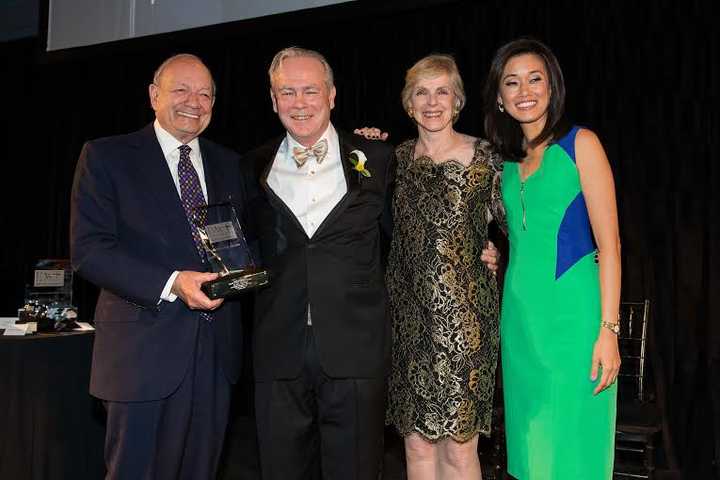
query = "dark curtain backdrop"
(1, 0, 716, 477)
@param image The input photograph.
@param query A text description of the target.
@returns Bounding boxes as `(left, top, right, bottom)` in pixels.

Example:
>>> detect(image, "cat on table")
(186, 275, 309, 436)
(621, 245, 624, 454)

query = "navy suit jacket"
(70, 124, 244, 402)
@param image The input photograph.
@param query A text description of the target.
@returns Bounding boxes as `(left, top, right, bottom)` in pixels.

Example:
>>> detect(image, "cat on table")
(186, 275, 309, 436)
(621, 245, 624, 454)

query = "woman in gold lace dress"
(385, 54, 503, 479)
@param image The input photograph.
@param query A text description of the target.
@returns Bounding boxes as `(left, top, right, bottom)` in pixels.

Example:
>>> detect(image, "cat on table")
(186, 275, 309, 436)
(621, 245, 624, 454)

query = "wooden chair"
(614, 300, 664, 479)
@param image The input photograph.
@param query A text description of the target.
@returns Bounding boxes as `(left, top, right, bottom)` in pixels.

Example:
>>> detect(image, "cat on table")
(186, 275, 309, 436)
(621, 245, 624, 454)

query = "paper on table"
(3, 323, 29, 336)
(74, 322, 95, 331)
(0, 317, 18, 329)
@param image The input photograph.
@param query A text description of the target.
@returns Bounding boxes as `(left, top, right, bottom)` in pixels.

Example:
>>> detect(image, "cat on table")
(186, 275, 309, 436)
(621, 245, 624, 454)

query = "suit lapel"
(259, 137, 308, 236)
(313, 131, 361, 236)
(339, 133, 361, 194)
(130, 125, 202, 262)
(199, 138, 222, 205)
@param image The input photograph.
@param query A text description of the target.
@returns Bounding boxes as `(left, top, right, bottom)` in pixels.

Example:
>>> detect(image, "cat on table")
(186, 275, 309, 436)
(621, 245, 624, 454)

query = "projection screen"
(46, 0, 355, 51)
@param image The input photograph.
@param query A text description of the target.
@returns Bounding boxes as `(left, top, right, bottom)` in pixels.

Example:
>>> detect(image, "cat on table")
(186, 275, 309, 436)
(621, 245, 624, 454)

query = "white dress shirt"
(267, 123, 347, 324)
(267, 123, 347, 238)
(153, 120, 209, 303)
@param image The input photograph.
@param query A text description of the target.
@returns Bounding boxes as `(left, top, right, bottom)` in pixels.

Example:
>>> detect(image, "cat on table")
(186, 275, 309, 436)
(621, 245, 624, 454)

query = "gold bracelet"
(600, 320, 620, 335)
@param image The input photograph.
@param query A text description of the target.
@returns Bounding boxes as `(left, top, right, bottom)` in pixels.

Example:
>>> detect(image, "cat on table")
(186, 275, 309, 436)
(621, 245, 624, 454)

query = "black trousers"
(103, 320, 231, 480)
(255, 326, 386, 480)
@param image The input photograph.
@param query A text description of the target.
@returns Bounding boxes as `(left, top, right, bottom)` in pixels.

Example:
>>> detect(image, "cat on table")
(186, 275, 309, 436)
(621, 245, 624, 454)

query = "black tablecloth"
(0, 331, 105, 480)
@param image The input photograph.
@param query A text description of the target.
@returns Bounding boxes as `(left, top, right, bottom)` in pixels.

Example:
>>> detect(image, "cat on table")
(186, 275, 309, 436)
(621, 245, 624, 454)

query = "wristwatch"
(600, 320, 620, 335)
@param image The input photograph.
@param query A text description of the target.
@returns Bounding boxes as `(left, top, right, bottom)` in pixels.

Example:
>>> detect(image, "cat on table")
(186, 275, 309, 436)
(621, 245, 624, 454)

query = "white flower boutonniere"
(349, 149, 372, 178)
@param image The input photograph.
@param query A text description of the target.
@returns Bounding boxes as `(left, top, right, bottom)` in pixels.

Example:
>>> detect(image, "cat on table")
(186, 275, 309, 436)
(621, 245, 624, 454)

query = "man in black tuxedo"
(70, 54, 244, 479)
(242, 47, 395, 479)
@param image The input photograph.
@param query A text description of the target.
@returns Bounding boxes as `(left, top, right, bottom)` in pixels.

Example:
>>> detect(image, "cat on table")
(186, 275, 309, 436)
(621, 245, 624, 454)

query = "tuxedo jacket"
(243, 131, 395, 381)
(70, 124, 245, 402)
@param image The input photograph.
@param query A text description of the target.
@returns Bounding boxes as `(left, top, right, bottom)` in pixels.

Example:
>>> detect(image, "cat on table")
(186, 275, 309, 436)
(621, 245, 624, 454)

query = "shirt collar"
(153, 119, 201, 159)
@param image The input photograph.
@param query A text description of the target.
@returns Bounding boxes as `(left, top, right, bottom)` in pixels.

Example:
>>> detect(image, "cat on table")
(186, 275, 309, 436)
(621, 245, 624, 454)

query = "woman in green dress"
(483, 38, 621, 479)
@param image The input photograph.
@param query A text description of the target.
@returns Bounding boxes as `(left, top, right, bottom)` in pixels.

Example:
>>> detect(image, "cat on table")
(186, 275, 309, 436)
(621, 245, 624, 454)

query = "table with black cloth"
(0, 331, 105, 480)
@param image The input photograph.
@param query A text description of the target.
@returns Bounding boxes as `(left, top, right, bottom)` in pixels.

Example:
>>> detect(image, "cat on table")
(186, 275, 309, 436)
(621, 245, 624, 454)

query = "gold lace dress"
(385, 138, 504, 441)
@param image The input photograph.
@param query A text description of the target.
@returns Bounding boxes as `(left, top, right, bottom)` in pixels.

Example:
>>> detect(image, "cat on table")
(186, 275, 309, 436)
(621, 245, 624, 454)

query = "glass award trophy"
(196, 202, 268, 299)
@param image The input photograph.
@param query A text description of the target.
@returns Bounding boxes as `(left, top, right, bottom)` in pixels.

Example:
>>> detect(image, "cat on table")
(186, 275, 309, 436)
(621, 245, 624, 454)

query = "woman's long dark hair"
(483, 38, 570, 161)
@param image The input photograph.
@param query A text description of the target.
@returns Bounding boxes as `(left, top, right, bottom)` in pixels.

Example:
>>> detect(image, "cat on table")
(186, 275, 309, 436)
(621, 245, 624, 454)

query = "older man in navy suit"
(70, 54, 244, 479)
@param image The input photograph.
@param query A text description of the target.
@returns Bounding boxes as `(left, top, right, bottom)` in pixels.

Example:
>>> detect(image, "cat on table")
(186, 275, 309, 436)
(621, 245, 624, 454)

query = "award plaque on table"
(25, 259, 74, 305)
(18, 259, 79, 332)
(196, 203, 268, 299)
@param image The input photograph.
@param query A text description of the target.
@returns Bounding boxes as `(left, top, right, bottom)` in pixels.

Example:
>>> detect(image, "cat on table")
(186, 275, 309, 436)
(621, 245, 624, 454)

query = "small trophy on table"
(195, 202, 268, 299)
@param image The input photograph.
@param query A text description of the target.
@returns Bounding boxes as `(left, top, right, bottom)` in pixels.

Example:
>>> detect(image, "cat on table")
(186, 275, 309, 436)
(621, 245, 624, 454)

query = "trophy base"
(201, 268, 269, 299)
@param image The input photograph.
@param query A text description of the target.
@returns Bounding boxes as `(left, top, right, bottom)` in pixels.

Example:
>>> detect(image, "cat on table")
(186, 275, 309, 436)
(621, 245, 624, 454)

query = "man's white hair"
(268, 47, 334, 89)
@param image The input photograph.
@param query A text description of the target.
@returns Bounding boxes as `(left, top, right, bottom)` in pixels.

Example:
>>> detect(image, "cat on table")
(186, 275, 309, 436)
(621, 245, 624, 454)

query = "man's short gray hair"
(153, 53, 217, 96)
(268, 47, 334, 89)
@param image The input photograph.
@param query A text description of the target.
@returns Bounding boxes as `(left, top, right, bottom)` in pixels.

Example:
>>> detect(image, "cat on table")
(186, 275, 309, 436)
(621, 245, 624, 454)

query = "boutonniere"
(348, 150, 372, 178)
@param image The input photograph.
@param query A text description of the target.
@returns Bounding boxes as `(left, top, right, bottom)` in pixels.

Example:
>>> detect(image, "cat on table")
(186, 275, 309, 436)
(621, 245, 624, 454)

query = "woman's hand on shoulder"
(354, 127, 389, 141)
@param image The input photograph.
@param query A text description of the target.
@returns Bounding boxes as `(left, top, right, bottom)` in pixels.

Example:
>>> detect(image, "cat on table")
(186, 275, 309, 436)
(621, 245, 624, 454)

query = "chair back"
(617, 300, 651, 402)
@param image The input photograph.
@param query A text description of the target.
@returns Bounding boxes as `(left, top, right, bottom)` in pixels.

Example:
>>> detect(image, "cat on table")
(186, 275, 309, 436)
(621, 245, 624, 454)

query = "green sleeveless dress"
(500, 126, 616, 479)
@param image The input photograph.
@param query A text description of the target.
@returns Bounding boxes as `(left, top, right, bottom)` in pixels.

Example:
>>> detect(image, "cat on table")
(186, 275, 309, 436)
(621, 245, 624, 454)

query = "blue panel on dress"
(556, 192, 596, 279)
(555, 125, 580, 164)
